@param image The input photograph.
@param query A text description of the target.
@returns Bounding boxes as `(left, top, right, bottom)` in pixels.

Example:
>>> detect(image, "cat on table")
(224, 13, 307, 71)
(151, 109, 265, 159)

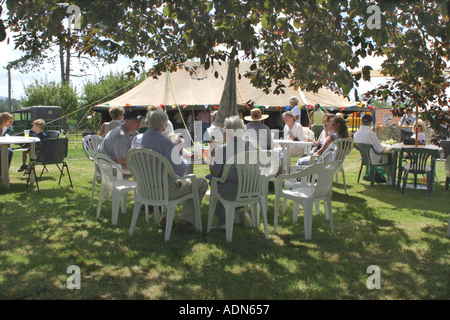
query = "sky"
(0, 36, 137, 100)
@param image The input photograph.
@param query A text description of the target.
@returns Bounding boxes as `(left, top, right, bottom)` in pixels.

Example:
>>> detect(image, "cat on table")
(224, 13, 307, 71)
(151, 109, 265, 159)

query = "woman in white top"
(282, 110, 305, 156)
(99, 106, 124, 137)
(312, 113, 334, 152)
(411, 119, 427, 144)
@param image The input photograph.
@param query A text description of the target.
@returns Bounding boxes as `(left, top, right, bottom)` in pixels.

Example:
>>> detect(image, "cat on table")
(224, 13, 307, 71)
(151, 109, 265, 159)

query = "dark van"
(12, 106, 66, 135)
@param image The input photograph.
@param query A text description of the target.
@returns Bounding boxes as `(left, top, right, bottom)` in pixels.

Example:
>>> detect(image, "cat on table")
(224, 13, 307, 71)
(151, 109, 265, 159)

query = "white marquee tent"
(94, 61, 360, 112)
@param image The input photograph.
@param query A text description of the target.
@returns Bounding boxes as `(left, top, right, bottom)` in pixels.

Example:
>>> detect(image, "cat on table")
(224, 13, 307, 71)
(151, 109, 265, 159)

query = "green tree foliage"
(5, 0, 449, 132)
(78, 71, 145, 129)
(21, 79, 78, 116)
(0, 97, 21, 112)
(80, 71, 145, 107)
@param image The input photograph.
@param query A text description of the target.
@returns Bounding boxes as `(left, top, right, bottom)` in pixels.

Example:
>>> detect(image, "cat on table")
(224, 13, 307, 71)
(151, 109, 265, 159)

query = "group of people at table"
(94, 97, 381, 236)
(0, 100, 435, 236)
(0, 112, 49, 176)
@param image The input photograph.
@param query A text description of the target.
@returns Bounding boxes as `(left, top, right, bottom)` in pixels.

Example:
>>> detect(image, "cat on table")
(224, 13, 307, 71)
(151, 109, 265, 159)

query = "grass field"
(0, 136, 449, 300)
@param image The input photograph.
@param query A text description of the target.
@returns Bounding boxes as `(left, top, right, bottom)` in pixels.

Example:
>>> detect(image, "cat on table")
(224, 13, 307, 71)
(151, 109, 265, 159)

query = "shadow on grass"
(0, 169, 448, 300)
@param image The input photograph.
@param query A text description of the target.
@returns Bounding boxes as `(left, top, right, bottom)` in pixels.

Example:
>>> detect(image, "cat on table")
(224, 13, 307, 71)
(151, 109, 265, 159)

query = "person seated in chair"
(411, 119, 427, 145)
(354, 114, 391, 183)
(312, 113, 334, 153)
(99, 106, 124, 137)
(0, 112, 14, 172)
(244, 108, 272, 150)
(281, 110, 305, 156)
(99, 110, 143, 169)
(296, 116, 349, 166)
(138, 109, 208, 234)
(18, 119, 48, 172)
(209, 115, 256, 230)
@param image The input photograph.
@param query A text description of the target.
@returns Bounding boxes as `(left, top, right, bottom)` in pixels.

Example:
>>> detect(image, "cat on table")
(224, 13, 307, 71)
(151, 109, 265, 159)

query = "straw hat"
(244, 108, 269, 121)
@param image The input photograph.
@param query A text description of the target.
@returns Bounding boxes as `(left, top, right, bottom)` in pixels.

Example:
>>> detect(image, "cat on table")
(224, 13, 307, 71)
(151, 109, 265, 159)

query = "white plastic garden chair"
(94, 153, 139, 226)
(127, 148, 202, 241)
(82, 135, 104, 206)
(274, 161, 342, 240)
(207, 151, 269, 242)
(332, 138, 353, 194)
(283, 143, 337, 214)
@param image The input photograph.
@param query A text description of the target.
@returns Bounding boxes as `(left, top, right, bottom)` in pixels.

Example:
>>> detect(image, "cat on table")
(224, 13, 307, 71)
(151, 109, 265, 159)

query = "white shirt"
(291, 105, 301, 123)
(354, 125, 385, 163)
(204, 124, 224, 144)
(104, 119, 122, 136)
(283, 122, 305, 141)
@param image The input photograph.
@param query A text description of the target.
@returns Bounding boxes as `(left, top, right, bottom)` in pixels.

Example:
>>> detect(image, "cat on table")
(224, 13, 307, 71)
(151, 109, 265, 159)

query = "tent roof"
(94, 61, 360, 111)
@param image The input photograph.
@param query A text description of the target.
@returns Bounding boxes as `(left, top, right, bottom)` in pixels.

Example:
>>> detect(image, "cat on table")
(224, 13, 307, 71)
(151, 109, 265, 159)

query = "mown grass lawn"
(0, 136, 448, 300)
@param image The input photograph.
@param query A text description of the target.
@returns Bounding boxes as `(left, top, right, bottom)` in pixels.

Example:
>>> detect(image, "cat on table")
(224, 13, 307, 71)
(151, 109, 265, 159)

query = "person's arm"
(99, 123, 106, 137)
(316, 135, 335, 155)
(369, 132, 384, 154)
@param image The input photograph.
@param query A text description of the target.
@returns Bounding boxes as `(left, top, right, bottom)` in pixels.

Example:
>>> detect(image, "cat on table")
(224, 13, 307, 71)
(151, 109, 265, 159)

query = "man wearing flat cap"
(244, 108, 273, 150)
(99, 109, 144, 167)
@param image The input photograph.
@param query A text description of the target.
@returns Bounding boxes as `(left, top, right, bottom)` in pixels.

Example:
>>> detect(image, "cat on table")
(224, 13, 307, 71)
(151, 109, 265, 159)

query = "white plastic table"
(0, 136, 40, 189)
(273, 139, 313, 174)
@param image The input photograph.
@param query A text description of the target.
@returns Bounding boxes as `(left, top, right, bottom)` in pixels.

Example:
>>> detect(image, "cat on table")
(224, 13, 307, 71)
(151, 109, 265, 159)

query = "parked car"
(12, 106, 66, 135)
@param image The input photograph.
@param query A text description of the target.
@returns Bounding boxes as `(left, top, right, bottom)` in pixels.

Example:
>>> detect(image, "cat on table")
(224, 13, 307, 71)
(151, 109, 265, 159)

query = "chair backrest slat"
(402, 148, 435, 173)
(333, 138, 354, 161)
(82, 135, 103, 161)
(37, 138, 68, 164)
(223, 151, 266, 204)
(127, 149, 173, 204)
(354, 143, 372, 165)
(94, 153, 117, 189)
(295, 161, 341, 198)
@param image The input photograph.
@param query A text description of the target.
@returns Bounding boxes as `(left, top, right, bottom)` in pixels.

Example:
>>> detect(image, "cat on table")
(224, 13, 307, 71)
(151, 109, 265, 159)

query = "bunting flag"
(308, 104, 313, 109)
(368, 105, 374, 112)
(319, 107, 323, 111)
(276, 106, 280, 111)
(213, 105, 218, 109)
(255, 105, 260, 108)
(183, 105, 188, 109)
(125, 103, 131, 107)
(105, 103, 110, 106)
(160, 104, 164, 108)
(340, 107, 345, 111)
(286, 106, 292, 111)
(350, 106, 354, 110)
(265, 105, 269, 109)
(204, 104, 209, 109)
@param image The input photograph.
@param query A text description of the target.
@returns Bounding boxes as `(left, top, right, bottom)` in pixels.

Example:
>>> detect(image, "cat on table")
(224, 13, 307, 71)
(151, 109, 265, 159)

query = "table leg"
(1, 145, 10, 188)
(285, 145, 291, 174)
(306, 145, 311, 156)
(28, 142, 36, 186)
(391, 151, 397, 189)
(396, 151, 404, 190)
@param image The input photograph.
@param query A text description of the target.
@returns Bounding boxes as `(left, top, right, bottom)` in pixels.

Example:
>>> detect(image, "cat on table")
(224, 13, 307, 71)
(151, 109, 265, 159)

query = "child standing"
(18, 119, 48, 172)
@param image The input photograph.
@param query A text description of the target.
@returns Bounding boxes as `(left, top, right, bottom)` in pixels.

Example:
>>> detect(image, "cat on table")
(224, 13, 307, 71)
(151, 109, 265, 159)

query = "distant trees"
(79, 71, 145, 129)
(0, 97, 20, 112)
(21, 79, 78, 116)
